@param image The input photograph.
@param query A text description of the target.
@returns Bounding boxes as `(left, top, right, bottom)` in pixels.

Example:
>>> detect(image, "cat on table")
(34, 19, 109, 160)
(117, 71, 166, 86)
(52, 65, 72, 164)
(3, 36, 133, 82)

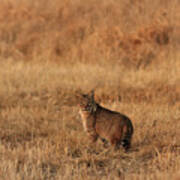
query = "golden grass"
(0, 0, 179, 65)
(0, 60, 179, 179)
(0, 0, 180, 179)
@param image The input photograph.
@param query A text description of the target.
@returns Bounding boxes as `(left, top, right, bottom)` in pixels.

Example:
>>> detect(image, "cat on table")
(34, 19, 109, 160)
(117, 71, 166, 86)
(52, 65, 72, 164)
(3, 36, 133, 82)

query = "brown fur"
(78, 91, 134, 151)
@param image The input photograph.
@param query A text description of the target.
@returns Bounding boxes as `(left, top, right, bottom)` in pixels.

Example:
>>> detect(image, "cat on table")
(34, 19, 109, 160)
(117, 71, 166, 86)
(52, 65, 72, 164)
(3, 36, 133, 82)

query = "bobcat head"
(78, 90, 97, 114)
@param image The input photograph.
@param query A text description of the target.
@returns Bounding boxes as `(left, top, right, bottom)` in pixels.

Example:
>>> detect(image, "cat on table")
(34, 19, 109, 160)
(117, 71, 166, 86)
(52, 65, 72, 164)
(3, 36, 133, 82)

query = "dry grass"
(0, 0, 180, 179)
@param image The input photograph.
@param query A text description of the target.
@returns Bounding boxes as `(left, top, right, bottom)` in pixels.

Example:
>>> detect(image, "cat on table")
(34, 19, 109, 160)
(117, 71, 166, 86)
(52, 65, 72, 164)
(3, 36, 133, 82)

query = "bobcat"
(78, 91, 134, 151)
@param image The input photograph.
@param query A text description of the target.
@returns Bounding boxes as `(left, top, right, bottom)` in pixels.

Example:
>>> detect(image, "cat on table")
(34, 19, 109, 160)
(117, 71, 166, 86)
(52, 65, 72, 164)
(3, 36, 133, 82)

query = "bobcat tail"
(121, 123, 133, 151)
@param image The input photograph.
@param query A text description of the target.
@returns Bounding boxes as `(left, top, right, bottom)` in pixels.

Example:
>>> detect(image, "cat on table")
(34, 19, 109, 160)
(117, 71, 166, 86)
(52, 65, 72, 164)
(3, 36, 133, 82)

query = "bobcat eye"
(87, 102, 91, 106)
(84, 102, 91, 111)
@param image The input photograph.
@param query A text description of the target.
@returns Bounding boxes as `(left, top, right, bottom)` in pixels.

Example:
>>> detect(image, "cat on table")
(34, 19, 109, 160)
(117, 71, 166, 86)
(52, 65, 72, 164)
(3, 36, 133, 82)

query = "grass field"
(0, 0, 180, 179)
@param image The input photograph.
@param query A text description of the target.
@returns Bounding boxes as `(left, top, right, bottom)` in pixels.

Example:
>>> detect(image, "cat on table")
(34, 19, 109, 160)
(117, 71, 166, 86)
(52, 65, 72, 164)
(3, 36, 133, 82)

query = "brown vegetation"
(0, 0, 179, 179)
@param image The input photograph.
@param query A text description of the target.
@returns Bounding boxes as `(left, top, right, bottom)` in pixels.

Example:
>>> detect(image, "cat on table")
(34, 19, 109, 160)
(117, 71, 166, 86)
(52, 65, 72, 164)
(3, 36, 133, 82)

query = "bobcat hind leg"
(121, 139, 130, 151)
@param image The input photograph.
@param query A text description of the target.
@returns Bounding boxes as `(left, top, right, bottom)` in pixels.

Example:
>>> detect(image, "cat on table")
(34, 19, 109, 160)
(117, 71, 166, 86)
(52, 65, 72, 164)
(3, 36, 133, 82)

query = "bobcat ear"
(90, 90, 97, 112)
(90, 90, 95, 100)
(82, 93, 89, 99)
